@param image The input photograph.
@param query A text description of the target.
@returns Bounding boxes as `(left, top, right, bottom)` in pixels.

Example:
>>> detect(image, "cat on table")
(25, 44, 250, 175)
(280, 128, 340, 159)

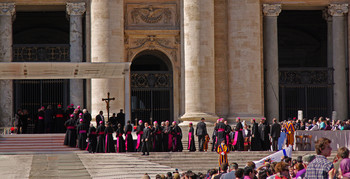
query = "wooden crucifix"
(102, 92, 115, 123)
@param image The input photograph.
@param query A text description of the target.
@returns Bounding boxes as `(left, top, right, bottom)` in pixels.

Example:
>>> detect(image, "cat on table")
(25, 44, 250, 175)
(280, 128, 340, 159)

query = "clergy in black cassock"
(258, 118, 271, 151)
(162, 121, 172, 152)
(214, 118, 226, 149)
(87, 124, 97, 153)
(188, 123, 196, 152)
(172, 121, 183, 152)
(152, 121, 162, 152)
(96, 121, 106, 153)
(135, 120, 144, 152)
(233, 118, 244, 151)
(212, 123, 217, 152)
(64, 114, 77, 147)
(116, 123, 125, 153)
(104, 122, 115, 153)
(76, 119, 88, 150)
(250, 118, 262, 151)
(124, 120, 134, 152)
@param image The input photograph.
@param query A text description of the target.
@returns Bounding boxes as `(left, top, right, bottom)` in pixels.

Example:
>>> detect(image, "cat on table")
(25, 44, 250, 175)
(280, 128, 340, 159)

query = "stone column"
(91, 0, 124, 118)
(323, 9, 334, 116)
(263, 4, 281, 121)
(0, 3, 15, 127)
(180, 0, 217, 123)
(67, 2, 86, 108)
(328, 4, 349, 121)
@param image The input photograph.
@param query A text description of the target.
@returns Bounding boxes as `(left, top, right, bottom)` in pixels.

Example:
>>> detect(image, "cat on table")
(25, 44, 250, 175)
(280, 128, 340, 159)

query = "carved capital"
(328, 4, 348, 17)
(263, 4, 281, 17)
(0, 3, 15, 16)
(66, 2, 86, 16)
(322, 8, 332, 21)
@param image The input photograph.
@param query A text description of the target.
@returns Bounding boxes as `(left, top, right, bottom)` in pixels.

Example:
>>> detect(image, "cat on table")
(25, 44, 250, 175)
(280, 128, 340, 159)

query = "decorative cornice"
(262, 4, 281, 17)
(66, 2, 86, 16)
(328, 4, 348, 17)
(0, 3, 15, 16)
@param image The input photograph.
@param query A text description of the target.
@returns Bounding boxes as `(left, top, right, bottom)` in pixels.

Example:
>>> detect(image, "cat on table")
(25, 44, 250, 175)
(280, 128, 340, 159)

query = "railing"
(279, 68, 333, 86)
(279, 67, 333, 121)
(13, 44, 70, 62)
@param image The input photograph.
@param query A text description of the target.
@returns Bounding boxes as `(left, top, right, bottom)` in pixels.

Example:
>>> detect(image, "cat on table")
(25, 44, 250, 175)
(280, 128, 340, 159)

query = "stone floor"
(0, 150, 336, 179)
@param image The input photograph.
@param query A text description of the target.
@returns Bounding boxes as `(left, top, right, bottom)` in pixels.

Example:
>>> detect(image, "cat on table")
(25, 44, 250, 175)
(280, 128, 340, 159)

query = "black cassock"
(136, 125, 144, 152)
(212, 128, 217, 152)
(234, 122, 244, 151)
(37, 110, 45, 133)
(116, 127, 125, 153)
(63, 118, 77, 147)
(251, 122, 262, 151)
(54, 108, 66, 133)
(162, 126, 172, 152)
(215, 122, 226, 148)
(76, 123, 88, 150)
(124, 124, 134, 152)
(172, 125, 183, 152)
(259, 122, 271, 151)
(96, 125, 106, 153)
(152, 125, 162, 152)
(104, 126, 115, 153)
(188, 126, 196, 151)
(87, 126, 97, 153)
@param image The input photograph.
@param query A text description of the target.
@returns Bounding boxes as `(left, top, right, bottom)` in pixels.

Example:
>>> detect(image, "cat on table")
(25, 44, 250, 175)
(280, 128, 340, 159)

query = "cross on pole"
(102, 92, 115, 123)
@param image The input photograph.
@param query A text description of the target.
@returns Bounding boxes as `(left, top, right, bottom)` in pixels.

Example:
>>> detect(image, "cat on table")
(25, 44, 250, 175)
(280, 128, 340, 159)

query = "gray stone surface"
(78, 153, 177, 179)
(29, 154, 91, 179)
(0, 155, 33, 179)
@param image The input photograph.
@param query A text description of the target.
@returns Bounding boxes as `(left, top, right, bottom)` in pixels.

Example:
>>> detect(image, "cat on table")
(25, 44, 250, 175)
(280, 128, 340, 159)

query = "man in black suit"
(116, 109, 125, 129)
(196, 118, 207, 151)
(270, 118, 281, 151)
(141, 122, 151, 155)
(95, 111, 104, 127)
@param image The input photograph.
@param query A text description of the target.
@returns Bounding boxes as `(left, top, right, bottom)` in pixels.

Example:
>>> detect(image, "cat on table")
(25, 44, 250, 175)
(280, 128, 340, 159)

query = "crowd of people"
(13, 104, 125, 134)
(149, 137, 350, 179)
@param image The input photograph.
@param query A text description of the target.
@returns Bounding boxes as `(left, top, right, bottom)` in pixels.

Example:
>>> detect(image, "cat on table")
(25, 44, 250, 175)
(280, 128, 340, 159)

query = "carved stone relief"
(125, 34, 180, 67)
(126, 3, 178, 29)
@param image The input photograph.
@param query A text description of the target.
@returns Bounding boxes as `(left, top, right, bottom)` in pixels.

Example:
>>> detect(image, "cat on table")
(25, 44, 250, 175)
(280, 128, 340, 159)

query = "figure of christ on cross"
(102, 92, 115, 123)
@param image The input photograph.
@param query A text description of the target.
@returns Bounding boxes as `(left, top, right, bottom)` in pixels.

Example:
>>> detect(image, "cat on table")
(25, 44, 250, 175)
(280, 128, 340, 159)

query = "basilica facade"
(0, 0, 348, 127)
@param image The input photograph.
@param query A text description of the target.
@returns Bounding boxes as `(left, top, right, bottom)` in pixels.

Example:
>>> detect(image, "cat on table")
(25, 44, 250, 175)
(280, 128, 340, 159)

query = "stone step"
(0, 134, 83, 154)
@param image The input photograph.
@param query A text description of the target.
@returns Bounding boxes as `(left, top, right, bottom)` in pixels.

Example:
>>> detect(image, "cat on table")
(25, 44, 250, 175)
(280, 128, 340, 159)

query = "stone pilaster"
(0, 3, 15, 127)
(67, 2, 86, 108)
(263, 4, 281, 122)
(91, 0, 124, 118)
(180, 0, 218, 123)
(226, 0, 264, 122)
(328, 4, 349, 121)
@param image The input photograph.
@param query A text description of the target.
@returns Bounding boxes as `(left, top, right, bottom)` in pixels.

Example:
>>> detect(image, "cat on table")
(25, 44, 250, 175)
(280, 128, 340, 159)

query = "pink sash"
(218, 129, 225, 132)
(125, 131, 131, 151)
(188, 132, 192, 150)
(226, 134, 230, 145)
(85, 142, 89, 151)
(232, 131, 239, 146)
(136, 134, 141, 149)
(105, 134, 108, 153)
(125, 134, 128, 151)
(116, 137, 120, 152)
(168, 134, 173, 150)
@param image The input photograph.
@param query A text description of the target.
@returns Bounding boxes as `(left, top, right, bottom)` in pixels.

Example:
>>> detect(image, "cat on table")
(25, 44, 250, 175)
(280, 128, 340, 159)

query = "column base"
(179, 112, 219, 124)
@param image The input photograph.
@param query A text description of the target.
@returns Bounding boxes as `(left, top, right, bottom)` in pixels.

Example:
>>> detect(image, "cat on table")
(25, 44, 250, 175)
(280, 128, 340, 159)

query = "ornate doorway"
(130, 50, 173, 125)
(278, 10, 332, 120)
